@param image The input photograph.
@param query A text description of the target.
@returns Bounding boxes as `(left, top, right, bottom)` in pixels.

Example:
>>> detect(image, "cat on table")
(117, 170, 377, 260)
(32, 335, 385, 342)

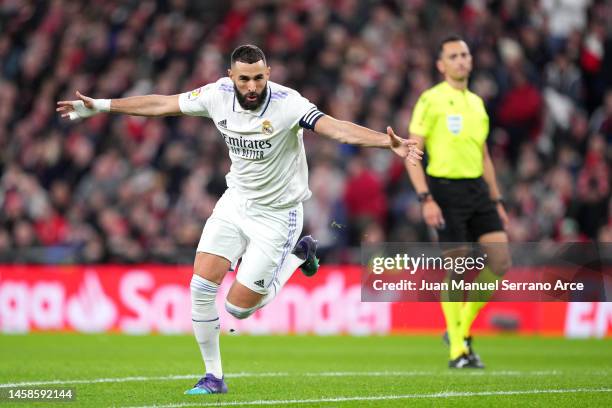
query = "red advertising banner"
(0, 265, 610, 337)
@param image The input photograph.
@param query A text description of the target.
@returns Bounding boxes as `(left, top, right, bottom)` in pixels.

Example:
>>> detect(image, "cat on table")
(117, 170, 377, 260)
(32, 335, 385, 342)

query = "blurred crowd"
(0, 0, 610, 264)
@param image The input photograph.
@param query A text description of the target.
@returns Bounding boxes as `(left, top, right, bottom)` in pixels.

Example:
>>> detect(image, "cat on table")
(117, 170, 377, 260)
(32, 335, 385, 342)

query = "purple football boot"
(184, 373, 228, 395)
(292, 235, 319, 277)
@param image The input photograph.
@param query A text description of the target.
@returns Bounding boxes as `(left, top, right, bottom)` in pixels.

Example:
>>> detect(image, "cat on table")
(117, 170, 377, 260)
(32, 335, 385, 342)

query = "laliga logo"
(66, 271, 117, 332)
(187, 87, 202, 100)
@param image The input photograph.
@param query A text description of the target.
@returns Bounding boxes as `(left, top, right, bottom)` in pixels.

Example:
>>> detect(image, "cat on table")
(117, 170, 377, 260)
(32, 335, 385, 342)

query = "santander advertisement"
(0, 265, 610, 337)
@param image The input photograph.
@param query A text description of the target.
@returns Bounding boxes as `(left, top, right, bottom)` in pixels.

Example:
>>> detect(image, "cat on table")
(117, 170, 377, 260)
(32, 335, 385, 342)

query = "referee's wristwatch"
(417, 192, 432, 203)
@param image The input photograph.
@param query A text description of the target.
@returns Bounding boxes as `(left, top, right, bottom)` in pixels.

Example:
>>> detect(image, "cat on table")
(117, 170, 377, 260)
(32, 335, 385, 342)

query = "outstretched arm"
(56, 91, 182, 120)
(313, 115, 423, 164)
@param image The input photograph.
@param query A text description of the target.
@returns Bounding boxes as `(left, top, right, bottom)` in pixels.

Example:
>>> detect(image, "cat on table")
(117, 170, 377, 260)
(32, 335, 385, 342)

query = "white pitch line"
(0, 373, 290, 389)
(306, 370, 562, 377)
(0, 370, 563, 389)
(123, 388, 612, 408)
(0, 375, 198, 389)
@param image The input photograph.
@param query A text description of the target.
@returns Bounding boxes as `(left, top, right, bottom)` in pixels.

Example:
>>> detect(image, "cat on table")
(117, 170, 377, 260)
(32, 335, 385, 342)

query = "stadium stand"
(0, 0, 610, 264)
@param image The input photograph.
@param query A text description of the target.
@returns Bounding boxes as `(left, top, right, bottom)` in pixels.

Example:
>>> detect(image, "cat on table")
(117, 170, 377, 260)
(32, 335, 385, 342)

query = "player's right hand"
(56, 91, 108, 120)
(422, 200, 445, 229)
(386, 126, 423, 165)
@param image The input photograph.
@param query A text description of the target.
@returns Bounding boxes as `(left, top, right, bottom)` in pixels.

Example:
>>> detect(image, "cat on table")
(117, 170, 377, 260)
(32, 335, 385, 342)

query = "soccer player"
(57, 44, 423, 393)
(404, 36, 511, 368)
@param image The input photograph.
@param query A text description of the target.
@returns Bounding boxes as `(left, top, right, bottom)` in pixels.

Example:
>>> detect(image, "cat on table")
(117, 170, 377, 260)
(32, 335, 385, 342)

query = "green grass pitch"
(1, 334, 610, 407)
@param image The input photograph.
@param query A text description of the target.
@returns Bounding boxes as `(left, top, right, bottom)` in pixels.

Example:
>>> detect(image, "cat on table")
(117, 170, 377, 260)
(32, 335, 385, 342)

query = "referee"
(405, 35, 511, 368)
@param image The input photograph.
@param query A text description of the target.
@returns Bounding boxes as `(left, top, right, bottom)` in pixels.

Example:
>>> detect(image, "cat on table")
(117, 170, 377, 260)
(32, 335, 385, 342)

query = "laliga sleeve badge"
(187, 87, 202, 100)
(262, 120, 274, 135)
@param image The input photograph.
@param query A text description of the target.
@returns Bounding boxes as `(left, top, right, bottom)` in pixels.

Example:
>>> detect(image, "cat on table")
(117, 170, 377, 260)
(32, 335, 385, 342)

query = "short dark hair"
(231, 44, 267, 66)
(437, 35, 465, 58)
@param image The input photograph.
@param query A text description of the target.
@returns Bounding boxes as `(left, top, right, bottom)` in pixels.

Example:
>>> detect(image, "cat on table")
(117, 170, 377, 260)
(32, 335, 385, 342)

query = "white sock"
(277, 253, 305, 287)
(258, 253, 304, 309)
(190, 274, 223, 378)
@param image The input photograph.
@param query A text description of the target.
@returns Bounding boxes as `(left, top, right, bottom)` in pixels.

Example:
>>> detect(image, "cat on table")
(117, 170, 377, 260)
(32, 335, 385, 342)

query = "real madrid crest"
(262, 120, 274, 135)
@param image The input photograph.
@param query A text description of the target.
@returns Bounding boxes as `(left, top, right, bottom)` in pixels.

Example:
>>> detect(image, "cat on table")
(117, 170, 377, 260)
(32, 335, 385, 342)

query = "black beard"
(234, 84, 268, 110)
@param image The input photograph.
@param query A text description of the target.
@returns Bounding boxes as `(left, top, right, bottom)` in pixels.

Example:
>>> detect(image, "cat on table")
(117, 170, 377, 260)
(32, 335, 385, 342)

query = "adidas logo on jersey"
(217, 119, 227, 128)
(254, 279, 265, 288)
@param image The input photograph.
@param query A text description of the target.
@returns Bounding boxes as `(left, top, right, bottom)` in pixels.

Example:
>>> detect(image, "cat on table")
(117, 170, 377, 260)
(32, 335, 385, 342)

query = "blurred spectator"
(545, 49, 583, 104)
(497, 67, 543, 163)
(590, 89, 612, 141)
(541, 0, 591, 53)
(343, 155, 387, 245)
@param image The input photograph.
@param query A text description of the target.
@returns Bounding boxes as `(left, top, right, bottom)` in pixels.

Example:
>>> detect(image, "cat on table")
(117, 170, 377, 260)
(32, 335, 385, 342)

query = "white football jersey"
(179, 77, 323, 208)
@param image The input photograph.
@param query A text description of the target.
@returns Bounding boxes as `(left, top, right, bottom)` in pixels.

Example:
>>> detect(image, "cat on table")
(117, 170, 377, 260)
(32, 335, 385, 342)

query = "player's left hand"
(387, 126, 423, 165)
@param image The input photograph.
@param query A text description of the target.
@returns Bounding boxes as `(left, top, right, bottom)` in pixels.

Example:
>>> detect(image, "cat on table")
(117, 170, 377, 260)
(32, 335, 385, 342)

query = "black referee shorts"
(429, 176, 503, 243)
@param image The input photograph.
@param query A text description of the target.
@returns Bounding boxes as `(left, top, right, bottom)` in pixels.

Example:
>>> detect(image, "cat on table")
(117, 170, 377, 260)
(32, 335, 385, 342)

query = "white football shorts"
(197, 188, 303, 294)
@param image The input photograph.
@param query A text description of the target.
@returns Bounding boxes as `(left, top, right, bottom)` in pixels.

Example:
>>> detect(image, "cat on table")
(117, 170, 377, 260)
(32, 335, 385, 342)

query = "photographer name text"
(371, 279, 584, 291)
